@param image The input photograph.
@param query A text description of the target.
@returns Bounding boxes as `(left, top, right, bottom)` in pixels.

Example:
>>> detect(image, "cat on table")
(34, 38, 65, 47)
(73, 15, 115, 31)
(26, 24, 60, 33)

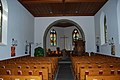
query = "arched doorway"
(43, 19, 85, 55)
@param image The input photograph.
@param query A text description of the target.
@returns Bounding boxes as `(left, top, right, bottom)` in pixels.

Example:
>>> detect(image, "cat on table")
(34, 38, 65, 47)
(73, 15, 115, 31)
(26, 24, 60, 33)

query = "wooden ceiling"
(18, 0, 108, 17)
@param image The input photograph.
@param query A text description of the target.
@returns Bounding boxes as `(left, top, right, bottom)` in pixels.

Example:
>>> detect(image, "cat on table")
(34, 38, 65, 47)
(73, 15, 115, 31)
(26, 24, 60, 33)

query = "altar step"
(58, 57, 71, 64)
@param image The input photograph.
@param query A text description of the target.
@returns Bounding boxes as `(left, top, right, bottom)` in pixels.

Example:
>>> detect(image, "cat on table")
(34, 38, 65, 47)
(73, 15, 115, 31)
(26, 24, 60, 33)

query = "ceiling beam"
(65, 0, 108, 3)
(19, 0, 63, 3)
(19, 0, 108, 4)
(32, 13, 94, 17)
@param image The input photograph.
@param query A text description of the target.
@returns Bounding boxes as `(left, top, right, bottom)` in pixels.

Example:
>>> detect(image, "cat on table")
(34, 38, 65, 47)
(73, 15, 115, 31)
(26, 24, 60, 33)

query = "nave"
(55, 63, 74, 80)
(0, 52, 120, 80)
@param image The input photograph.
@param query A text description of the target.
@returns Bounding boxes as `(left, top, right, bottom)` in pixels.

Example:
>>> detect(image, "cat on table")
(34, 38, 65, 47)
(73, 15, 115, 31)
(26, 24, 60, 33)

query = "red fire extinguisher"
(11, 38, 16, 57)
(11, 45, 15, 57)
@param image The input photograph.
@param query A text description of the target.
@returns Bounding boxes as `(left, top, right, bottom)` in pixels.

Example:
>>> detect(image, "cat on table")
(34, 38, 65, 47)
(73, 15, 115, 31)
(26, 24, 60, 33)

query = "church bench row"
(0, 75, 42, 80)
(79, 68, 120, 80)
(72, 60, 120, 77)
(0, 55, 30, 63)
(72, 63, 120, 79)
(71, 52, 120, 60)
(86, 75, 120, 80)
(75, 65, 120, 80)
(0, 61, 58, 76)
(71, 56, 120, 64)
(1, 59, 58, 67)
(0, 64, 52, 73)
(71, 56, 120, 73)
(73, 61, 120, 73)
(71, 56, 120, 63)
(0, 63, 55, 80)
(0, 56, 59, 80)
(71, 53, 120, 80)
(0, 57, 58, 71)
(0, 57, 58, 65)
(0, 68, 48, 80)
(0, 63, 58, 76)
(75, 63, 120, 79)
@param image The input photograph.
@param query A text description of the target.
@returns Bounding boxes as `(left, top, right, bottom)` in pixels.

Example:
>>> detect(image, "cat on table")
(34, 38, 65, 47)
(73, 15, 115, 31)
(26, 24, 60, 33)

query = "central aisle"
(56, 61, 74, 80)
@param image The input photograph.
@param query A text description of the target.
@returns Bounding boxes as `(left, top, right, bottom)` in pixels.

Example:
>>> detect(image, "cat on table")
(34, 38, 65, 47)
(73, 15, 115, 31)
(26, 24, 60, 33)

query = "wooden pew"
(0, 56, 58, 80)
(71, 55, 120, 80)
(76, 63, 120, 79)
(79, 68, 120, 80)
(0, 63, 53, 80)
(0, 68, 48, 80)
(86, 75, 120, 80)
(0, 57, 58, 80)
(0, 75, 42, 80)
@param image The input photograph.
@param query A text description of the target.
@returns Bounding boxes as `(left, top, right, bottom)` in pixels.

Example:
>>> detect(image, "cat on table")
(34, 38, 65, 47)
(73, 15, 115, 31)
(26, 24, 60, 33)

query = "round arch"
(43, 19, 85, 54)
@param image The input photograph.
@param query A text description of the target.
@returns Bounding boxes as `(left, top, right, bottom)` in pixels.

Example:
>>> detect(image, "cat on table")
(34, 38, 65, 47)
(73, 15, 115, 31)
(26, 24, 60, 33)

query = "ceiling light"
(75, 11, 78, 13)
(50, 11, 53, 14)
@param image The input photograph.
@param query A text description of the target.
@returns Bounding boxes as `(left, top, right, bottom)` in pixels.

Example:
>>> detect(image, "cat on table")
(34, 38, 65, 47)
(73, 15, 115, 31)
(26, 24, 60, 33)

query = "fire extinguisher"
(11, 45, 15, 57)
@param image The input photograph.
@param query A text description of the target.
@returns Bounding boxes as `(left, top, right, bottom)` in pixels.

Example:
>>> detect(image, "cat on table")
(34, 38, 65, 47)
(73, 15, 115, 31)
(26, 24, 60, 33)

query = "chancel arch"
(43, 19, 85, 55)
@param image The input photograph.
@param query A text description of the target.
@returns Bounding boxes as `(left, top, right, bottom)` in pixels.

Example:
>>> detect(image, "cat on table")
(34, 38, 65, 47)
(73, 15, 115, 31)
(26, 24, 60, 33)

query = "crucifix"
(60, 35, 68, 49)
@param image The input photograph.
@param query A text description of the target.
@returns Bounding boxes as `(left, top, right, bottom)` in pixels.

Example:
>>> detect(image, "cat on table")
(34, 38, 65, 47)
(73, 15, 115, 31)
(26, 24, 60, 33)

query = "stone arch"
(43, 19, 85, 54)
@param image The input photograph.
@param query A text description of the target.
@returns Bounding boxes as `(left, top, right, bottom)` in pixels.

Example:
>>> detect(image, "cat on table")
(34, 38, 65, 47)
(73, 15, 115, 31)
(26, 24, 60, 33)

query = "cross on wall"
(60, 35, 68, 49)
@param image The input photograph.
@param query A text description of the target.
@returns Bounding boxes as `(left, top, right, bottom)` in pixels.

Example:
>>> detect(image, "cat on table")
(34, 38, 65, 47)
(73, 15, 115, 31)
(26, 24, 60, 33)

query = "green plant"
(34, 47, 44, 57)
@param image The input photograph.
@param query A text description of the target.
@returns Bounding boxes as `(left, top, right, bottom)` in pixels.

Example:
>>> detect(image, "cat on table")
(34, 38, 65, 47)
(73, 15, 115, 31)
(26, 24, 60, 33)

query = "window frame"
(72, 29, 80, 44)
(0, 0, 8, 45)
(50, 29, 57, 46)
(0, 0, 3, 43)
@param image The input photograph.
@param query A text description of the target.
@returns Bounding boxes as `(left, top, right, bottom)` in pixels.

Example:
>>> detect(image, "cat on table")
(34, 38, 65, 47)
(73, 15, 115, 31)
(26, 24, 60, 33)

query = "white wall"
(95, 0, 120, 57)
(0, 0, 34, 60)
(34, 16, 96, 55)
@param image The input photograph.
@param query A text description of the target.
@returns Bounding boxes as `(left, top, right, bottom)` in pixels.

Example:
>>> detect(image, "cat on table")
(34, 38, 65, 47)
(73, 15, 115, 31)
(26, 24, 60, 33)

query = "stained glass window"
(0, 0, 3, 42)
(50, 29, 57, 46)
(72, 29, 80, 43)
(104, 15, 108, 43)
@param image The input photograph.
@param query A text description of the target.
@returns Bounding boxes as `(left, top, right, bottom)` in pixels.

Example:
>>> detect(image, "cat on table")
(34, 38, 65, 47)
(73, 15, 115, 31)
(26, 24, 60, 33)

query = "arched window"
(117, 0, 120, 44)
(50, 29, 57, 46)
(100, 12, 108, 45)
(72, 29, 80, 43)
(104, 15, 108, 43)
(0, 0, 3, 42)
(0, 0, 8, 45)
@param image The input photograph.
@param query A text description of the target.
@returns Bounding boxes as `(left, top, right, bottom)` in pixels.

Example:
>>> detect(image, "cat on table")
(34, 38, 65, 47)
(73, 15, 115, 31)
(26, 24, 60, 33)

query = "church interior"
(0, 0, 120, 80)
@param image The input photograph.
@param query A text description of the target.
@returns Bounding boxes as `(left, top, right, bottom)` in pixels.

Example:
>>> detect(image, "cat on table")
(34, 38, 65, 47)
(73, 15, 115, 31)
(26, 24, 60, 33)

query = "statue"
(109, 37, 115, 55)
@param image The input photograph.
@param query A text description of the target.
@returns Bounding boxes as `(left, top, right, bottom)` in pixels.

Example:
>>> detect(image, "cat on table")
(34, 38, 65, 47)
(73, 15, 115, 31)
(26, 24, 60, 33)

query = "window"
(104, 15, 108, 43)
(72, 29, 80, 43)
(50, 29, 57, 46)
(0, 0, 8, 45)
(0, 0, 3, 42)
(100, 12, 108, 45)
(117, 0, 120, 44)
